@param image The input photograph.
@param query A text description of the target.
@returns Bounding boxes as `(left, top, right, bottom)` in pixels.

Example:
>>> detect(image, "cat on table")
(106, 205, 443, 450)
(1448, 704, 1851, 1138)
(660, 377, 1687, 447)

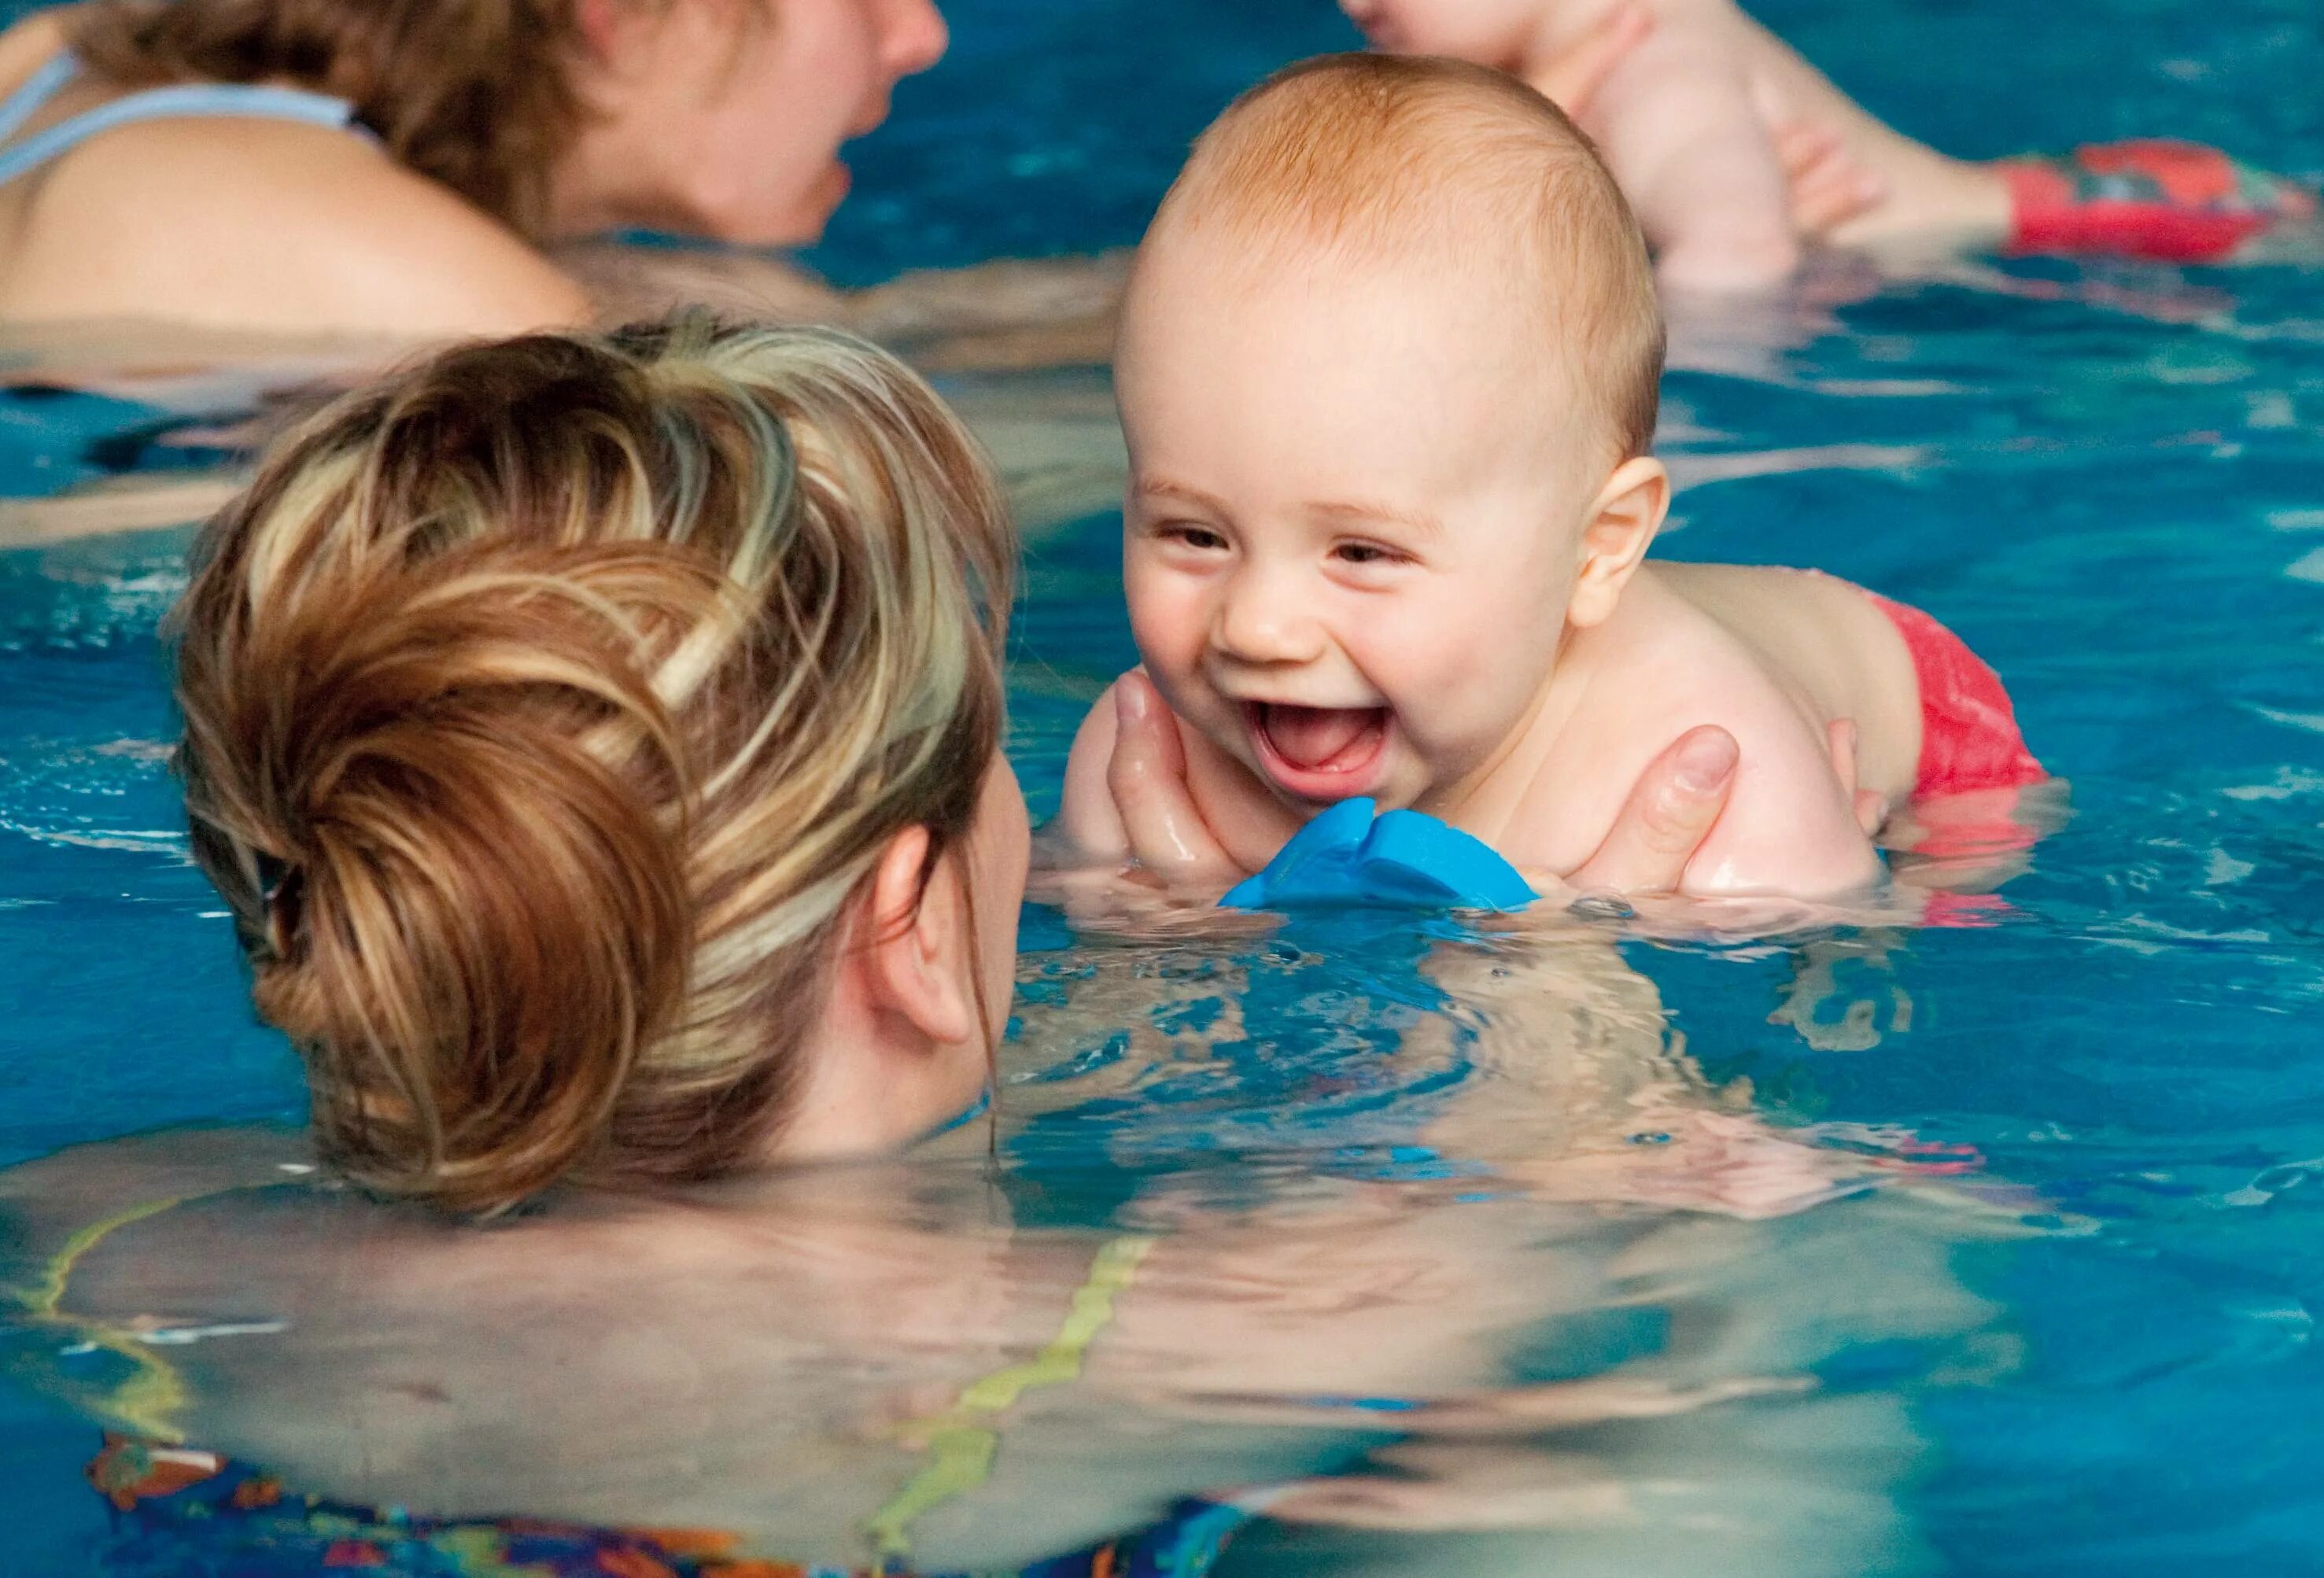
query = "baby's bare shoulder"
(1577, 577, 1879, 895)
(1652, 562, 1922, 789)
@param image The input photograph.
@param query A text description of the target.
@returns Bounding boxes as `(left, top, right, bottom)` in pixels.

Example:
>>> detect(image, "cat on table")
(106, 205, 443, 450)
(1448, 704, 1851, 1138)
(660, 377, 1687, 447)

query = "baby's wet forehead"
(1133, 54, 1665, 467)
(1120, 227, 1618, 483)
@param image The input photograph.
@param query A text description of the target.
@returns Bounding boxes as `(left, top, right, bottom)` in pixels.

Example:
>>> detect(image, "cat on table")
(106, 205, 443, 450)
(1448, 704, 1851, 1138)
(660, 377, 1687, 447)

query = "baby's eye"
(1158, 522, 1230, 551)
(1332, 541, 1404, 566)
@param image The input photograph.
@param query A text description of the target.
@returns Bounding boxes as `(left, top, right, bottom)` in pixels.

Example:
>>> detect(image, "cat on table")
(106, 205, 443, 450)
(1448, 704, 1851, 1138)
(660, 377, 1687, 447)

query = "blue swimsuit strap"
(0, 50, 77, 145)
(0, 52, 366, 190)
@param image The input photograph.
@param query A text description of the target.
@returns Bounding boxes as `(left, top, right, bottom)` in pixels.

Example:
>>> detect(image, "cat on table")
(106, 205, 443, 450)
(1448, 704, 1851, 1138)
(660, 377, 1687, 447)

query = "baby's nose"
(1214, 576, 1326, 666)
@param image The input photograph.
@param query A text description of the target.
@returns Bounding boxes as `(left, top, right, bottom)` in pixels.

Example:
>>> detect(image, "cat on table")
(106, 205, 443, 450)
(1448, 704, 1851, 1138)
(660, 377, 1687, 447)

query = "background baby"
(1341, 0, 2316, 289)
(1057, 53, 2045, 899)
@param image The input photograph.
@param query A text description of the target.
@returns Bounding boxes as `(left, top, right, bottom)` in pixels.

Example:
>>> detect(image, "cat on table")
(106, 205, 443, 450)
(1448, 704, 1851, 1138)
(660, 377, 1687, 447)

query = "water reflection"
(2, 914, 2023, 1576)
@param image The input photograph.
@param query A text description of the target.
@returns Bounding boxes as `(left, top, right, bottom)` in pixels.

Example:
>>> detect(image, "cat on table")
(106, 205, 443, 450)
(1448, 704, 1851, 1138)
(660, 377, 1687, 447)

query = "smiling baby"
(1057, 53, 2044, 898)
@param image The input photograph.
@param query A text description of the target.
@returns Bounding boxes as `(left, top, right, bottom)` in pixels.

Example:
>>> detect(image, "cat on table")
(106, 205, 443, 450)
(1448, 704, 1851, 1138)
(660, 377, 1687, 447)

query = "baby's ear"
(1569, 457, 1669, 629)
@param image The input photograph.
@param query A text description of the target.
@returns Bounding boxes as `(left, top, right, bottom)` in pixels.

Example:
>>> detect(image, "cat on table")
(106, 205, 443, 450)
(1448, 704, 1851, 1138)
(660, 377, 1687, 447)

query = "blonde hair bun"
(175, 317, 1015, 1212)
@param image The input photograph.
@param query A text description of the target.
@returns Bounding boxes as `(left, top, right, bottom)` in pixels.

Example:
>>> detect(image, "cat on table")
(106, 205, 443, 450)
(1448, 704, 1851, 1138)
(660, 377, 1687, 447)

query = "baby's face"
(1116, 234, 1604, 817)
(1337, 0, 1548, 70)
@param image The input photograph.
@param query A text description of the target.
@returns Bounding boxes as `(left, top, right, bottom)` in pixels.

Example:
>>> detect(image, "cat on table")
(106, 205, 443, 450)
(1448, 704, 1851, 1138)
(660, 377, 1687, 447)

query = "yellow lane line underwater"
(3, 1190, 245, 1443)
(864, 1233, 1156, 1566)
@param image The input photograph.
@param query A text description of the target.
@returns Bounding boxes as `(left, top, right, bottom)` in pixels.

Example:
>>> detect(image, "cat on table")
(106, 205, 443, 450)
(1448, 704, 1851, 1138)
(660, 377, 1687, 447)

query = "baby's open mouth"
(1247, 702, 1389, 796)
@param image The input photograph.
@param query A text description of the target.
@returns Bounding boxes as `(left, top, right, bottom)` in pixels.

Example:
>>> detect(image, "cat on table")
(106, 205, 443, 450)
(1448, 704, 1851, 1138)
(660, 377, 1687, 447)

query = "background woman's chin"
(795, 160, 854, 239)
(713, 164, 851, 249)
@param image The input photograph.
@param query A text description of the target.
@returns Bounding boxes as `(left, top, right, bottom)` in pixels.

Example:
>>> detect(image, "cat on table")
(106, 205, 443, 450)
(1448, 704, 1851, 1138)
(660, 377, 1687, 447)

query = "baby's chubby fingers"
(1106, 673, 1243, 889)
(1771, 119, 1887, 236)
(1562, 724, 1739, 897)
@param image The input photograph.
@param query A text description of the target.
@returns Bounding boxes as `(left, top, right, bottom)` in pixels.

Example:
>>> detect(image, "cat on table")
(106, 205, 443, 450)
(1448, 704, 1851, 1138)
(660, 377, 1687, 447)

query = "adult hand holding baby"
(1102, 671, 1746, 906)
(1103, 671, 1249, 895)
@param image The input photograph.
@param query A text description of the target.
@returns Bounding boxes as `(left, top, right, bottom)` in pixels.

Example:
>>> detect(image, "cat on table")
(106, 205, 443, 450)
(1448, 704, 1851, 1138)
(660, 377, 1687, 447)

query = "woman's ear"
(859, 826, 978, 1049)
(1568, 456, 1670, 629)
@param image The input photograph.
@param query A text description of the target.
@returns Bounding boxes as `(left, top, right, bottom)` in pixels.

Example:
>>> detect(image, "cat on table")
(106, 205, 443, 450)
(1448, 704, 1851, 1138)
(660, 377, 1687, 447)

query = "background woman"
(0, 0, 1671, 341)
(0, 0, 948, 335)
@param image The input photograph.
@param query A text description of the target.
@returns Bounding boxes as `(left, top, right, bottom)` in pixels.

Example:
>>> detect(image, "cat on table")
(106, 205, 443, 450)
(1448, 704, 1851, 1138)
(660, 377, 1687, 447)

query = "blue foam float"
(1219, 798, 1537, 913)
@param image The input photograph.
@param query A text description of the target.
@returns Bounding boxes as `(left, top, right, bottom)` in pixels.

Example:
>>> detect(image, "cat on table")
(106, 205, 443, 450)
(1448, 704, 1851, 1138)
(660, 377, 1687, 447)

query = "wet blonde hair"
(1153, 53, 1665, 460)
(174, 316, 1014, 1213)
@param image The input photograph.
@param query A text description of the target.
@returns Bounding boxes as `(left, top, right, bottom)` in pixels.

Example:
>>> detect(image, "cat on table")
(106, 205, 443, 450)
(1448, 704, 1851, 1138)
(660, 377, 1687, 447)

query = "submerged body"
(4, 1132, 1983, 1576)
(2, 894, 1993, 1575)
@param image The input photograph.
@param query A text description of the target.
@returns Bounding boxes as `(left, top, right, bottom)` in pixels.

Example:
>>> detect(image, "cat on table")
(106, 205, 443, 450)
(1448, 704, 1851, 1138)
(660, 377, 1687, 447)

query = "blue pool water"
(6, 0, 2324, 1572)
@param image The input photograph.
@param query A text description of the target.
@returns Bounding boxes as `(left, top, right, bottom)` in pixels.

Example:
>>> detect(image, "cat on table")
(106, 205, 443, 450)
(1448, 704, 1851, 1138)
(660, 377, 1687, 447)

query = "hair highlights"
(174, 317, 1014, 1212)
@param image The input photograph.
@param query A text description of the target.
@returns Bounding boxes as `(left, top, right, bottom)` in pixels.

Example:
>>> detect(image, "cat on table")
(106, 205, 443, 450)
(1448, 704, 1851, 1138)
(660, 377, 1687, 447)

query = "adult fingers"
(1854, 788, 1888, 836)
(1826, 717, 1860, 798)
(1825, 717, 1893, 834)
(1793, 160, 1888, 236)
(1772, 119, 1837, 181)
(1534, 2, 1654, 119)
(1563, 724, 1739, 895)
(1107, 673, 1241, 887)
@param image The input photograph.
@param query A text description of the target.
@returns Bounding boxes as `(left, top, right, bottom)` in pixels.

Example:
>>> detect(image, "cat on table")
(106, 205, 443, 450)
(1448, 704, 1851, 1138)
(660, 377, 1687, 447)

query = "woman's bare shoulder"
(0, 10, 70, 93)
(6, 116, 591, 338)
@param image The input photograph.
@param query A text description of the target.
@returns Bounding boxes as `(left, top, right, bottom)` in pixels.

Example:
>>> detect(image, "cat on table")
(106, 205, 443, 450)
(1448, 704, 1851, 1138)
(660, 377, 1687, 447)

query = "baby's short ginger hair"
(1153, 53, 1664, 460)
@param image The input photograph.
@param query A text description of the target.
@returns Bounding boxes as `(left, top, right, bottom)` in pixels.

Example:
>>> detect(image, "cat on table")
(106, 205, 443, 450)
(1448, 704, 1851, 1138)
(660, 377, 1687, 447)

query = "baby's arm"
(1554, 15, 1799, 289)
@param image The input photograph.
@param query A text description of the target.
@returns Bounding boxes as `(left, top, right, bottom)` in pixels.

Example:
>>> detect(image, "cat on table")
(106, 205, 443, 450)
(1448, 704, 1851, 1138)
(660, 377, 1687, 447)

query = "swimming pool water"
(6, 0, 2324, 1571)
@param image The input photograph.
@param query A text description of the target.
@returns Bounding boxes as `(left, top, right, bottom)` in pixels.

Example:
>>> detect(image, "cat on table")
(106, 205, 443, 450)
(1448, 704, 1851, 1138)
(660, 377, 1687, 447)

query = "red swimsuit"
(1859, 590, 2045, 798)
